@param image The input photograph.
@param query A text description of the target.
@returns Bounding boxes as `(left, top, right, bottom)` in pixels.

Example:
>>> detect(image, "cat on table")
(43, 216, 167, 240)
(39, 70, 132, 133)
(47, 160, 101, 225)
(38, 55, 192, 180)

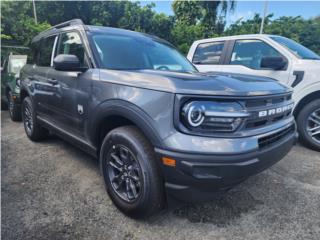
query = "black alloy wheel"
(22, 97, 48, 141)
(297, 99, 320, 151)
(100, 126, 165, 219)
(306, 107, 320, 145)
(23, 100, 33, 135)
(107, 144, 142, 202)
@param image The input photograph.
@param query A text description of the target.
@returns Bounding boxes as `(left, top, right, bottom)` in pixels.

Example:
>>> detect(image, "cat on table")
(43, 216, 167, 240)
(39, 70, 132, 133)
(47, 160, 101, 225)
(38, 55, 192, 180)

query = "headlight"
(181, 101, 249, 133)
(186, 104, 205, 127)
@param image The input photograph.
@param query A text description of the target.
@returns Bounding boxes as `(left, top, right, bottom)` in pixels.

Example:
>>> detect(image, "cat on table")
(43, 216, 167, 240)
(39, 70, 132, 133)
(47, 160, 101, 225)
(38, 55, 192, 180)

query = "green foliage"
(224, 13, 273, 35)
(200, 0, 235, 36)
(172, 0, 202, 25)
(171, 23, 205, 54)
(1, 27, 11, 40)
(172, 0, 235, 37)
(1, 1, 319, 56)
(171, 0, 235, 53)
(1, 1, 173, 47)
(1, 1, 51, 46)
(225, 14, 320, 54)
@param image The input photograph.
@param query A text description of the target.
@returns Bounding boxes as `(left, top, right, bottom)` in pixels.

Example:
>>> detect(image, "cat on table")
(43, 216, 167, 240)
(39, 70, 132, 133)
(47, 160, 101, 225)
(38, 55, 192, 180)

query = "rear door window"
(192, 41, 225, 65)
(38, 36, 56, 67)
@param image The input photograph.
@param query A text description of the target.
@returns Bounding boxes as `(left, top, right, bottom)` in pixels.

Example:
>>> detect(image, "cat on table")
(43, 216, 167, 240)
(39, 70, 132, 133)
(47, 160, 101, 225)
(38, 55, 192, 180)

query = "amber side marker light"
(162, 157, 176, 167)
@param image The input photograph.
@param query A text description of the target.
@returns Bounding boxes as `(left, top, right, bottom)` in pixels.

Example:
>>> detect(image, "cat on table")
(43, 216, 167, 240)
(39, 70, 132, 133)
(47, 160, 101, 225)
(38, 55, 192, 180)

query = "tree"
(2, 1, 317, 56)
(171, 23, 206, 54)
(1, 1, 51, 46)
(172, 0, 235, 37)
(171, 0, 235, 52)
(225, 14, 320, 55)
(225, 13, 273, 35)
(200, 0, 236, 36)
(1, 1, 175, 47)
(172, 0, 202, 25)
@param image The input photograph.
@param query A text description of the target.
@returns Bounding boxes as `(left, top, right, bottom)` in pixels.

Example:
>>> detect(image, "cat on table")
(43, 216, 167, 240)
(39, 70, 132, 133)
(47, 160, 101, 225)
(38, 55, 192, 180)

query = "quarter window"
(230, 40, 283, 69)
(57, 32, 87, 67)
(192, 41, 225, 65)
(38, 36, 56, 67)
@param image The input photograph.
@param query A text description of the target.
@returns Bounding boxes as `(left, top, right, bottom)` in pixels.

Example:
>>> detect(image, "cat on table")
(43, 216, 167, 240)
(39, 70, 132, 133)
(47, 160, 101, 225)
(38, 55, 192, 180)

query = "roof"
(32, 19, 87, 43)
(192, 34, 281, 45)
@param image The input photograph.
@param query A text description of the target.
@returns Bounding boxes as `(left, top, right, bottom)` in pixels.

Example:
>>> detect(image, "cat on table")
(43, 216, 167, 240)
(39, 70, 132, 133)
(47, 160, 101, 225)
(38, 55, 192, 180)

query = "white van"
(188, 34, 320, 151)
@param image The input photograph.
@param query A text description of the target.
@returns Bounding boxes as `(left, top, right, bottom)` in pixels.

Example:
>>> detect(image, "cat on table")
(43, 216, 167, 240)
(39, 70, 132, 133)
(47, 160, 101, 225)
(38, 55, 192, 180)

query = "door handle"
(47, 78, 58, 85)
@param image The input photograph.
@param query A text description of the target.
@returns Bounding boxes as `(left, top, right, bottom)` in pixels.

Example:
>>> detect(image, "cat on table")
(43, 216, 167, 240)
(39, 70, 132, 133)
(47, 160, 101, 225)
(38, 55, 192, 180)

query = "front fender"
(88, 99, 164, 149)
(293, 81, 320, 108)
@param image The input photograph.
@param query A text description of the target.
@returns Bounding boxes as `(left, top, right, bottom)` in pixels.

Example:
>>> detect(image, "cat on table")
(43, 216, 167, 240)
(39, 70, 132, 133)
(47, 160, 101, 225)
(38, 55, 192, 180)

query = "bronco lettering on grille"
(258, 103, 294, 118)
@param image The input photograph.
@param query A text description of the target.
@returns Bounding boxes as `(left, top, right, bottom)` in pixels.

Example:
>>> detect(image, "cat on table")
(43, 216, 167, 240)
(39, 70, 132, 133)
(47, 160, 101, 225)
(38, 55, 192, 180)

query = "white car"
(188, 34, 320, 151)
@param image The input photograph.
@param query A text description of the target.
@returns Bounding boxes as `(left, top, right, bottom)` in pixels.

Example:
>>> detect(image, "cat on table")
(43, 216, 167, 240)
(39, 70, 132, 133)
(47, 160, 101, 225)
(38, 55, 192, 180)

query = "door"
(46, 31, 91, 137)
(220, 39, 291, 84)
(191, 41, 226, 72)
(31, 36, 58, 117)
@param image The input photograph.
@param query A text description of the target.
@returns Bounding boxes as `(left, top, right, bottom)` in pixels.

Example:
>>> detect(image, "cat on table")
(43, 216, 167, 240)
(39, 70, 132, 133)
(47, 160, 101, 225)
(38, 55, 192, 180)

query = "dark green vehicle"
(1, 53, 27, 121)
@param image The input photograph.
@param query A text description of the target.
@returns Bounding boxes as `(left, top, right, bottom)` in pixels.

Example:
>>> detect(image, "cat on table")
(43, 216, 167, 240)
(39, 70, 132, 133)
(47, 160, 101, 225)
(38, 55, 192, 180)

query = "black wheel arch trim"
(294, 91, 320, 117)
(88, 99, 164, 149)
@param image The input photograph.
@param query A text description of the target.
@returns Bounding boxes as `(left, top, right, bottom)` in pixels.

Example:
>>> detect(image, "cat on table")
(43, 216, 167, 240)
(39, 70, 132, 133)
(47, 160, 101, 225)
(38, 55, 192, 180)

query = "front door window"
(230, 39, 283, 69)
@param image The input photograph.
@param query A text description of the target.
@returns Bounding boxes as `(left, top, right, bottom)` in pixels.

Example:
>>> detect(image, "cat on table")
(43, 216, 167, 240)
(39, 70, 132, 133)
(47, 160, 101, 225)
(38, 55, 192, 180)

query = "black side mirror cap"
(53, 54, 87, 72)
(260, 56, 287, 70)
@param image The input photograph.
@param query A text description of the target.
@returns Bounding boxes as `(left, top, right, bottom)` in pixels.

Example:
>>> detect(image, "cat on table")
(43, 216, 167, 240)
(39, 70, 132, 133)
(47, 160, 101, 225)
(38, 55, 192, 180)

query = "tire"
(297, 99, 320, 151)
(22, 97, 49, 141)
(100, 126, 165, 219)
(8, 91, 22, 121)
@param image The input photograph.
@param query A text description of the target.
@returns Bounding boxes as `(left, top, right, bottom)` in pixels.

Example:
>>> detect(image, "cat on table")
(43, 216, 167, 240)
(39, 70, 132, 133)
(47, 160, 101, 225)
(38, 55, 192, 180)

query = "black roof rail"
(51, 19, 84, 29)
(32, 19, 87, 43)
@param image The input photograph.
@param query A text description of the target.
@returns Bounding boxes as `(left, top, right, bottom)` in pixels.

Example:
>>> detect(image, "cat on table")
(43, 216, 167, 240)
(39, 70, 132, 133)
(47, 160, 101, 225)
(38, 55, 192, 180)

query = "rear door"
(190, 41, 226, 72)
(221, 39, 291, 83)
(31, 35, 58, 117)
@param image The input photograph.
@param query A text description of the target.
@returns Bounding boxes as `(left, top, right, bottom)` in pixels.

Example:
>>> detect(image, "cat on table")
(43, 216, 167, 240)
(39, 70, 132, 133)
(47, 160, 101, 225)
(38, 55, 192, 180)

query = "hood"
(99, 69, 291, 96)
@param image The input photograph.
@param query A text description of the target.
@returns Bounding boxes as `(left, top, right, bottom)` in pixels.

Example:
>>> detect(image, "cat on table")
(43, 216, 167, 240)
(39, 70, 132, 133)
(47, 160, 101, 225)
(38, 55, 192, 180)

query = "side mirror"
(53, 54, 87, 72)
(260, 56, 287, 70)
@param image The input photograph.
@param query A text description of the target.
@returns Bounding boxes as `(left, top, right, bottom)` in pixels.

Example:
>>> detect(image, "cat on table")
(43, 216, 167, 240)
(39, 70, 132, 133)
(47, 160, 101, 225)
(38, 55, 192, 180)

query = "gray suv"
(20, 19, 297, 219)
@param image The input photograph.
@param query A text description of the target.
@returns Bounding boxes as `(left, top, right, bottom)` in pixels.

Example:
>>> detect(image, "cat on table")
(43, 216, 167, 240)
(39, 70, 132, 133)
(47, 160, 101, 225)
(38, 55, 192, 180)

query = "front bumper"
(155, 125, 297, 203)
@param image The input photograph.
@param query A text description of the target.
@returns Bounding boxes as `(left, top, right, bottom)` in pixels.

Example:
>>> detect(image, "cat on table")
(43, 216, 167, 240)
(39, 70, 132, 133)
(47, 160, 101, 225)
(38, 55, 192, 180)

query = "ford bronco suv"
(20, 20, 296, 219)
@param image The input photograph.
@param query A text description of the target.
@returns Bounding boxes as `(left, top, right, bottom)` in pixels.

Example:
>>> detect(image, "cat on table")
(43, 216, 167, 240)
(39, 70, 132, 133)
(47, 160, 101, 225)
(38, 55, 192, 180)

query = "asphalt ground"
(1, 110, 320, 240)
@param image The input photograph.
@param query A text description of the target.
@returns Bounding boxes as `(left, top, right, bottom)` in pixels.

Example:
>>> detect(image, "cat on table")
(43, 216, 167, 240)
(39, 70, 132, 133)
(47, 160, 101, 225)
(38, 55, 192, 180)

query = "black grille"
(244, 93, 293, 130)
(258, 125, 295, 149)
(245, 94, 291, 108)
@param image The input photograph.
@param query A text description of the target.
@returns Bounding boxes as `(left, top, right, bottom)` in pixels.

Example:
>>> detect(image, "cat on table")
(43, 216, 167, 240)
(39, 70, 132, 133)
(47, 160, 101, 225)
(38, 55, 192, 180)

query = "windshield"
(271, 36, 320, 60)
(90, 33, 197, 72)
